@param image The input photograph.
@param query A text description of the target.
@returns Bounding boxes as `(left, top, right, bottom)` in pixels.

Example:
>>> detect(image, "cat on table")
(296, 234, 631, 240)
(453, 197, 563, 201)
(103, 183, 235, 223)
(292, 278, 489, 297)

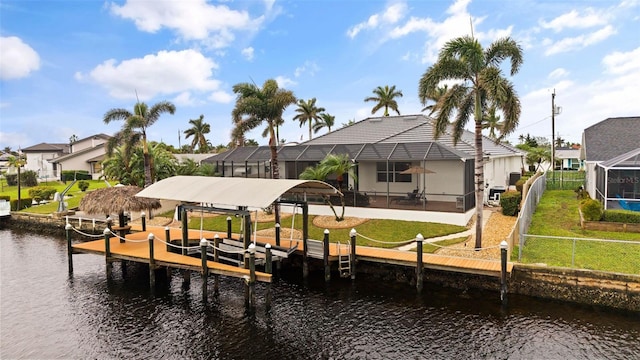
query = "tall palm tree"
(293, 98, 325, 141)
(313, 113, 335, 135)
(184, 114, 211, 153)
(104, 101, 176, 187)
(418, 35, 523, 249)
(231, 79, 296, 180)
(7, 155, 26, 210)
(421, 84, 448, 116)
(364, 85, 403, 116)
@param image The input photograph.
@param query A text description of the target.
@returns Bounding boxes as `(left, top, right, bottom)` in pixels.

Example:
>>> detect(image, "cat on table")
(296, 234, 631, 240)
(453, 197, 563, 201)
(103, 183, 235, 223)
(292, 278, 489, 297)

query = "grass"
(0, 180, 110, 214)
(187, 214, 467, 249)
(520, 190, 640, 274)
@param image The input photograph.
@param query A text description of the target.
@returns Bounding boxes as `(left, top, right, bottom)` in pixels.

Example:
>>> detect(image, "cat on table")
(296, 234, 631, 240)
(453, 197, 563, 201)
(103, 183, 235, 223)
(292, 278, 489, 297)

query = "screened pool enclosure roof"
(598, 148, 640, 169)
(210, 142, 473, 163)
(136, 176, 340, 209)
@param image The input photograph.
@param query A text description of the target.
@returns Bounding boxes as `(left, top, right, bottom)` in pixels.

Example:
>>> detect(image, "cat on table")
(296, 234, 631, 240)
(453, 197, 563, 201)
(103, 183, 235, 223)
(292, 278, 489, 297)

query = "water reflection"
(1, 229, 639, 359)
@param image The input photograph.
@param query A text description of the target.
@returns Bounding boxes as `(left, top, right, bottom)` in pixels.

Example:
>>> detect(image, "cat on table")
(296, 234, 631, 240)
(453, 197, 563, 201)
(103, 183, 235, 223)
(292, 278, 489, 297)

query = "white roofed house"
(206, 115, 524, 222)
(20, 142, 70, 181)
(49, 134, 112, 180)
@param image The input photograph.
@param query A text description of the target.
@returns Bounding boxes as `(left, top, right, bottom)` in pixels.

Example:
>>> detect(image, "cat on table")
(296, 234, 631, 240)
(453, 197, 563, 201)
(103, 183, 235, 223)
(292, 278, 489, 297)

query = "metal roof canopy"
(136, 176, 341, 209)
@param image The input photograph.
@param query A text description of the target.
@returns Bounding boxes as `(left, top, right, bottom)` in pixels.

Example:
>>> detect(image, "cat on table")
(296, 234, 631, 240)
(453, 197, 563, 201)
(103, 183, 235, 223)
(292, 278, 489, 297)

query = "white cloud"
(173, 92, 197, 106)
(78, 49, 221, 100)
(0, 36, 40, 80)
(539, 8, 609, 32)
(346, 2, 407, 38)
(544, 25, 616, 56)
(241, 47, 254, 61)
(110, 0, 261, 48)
(548, 68, 569, 79)
(209, 90, 234, 103)
(274, 76, 297, 88)
(602, 46, 640, 75)
(294, 61, 319, 77)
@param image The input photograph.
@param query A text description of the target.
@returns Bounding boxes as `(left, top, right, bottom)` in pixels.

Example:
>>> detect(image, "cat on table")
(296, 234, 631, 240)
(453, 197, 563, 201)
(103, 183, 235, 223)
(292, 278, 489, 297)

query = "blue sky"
(1, 0, 639, 150)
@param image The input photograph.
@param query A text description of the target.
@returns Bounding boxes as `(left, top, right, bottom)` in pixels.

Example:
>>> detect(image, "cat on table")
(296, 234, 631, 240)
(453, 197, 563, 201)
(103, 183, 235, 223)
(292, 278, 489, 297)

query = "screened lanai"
(595, 148, 640, 210)
(206, 142, 476, 213)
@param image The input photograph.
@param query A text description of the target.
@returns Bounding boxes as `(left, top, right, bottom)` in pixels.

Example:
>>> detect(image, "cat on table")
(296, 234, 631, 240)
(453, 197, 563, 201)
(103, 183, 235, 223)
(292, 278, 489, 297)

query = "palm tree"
(364, 85, 403, 116)
(482, 105, 503, 140)
(294, 98, 325, 141)
(7, 155, 26, 210)
(421, 85, 448, 116)
(313, 113, 335, 135)
(184, 115, 211, 153)
(418, 35, 523, 249)
(104, 101, 176, 187)
(231, 79, 296, 180)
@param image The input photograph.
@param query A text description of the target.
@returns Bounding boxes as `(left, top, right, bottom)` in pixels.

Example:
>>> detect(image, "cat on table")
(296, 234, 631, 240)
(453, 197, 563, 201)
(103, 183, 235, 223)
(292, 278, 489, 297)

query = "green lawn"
(0, 180, 110, 214)
(520, 190, 640, 274)
(188, 214, 467, 248)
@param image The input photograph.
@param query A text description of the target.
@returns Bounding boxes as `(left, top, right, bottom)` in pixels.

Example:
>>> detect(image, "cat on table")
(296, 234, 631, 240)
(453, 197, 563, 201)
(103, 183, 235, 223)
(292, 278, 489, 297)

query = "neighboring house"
(20, 142, 70, 180)
(581, 116, 640, 209)
(49, 134, 112, 180)
(555, 147, 583, 170)
(0, 153, 13, 173)
(206, 114, 524, 214)
(173, 153, 214, 165)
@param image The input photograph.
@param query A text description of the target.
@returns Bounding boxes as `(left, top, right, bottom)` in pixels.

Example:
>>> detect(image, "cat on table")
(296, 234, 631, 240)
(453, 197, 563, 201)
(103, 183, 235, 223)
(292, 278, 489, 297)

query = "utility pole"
(551, 89, 555, 176)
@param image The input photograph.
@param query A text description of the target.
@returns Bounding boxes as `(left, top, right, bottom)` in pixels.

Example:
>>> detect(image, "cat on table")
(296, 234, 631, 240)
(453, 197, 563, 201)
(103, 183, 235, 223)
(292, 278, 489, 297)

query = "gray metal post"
(416, 233, 424, 293)
(65, 223, 73, 273)
(227, 216, 232, 239)
(323, 229, 330, 282)
(104, 227, 112, 278)
(349, 228, 357, 280)
(200, 238, 209, 302)
(500, 240, 508, 305)
(141, 211, 146, 231)
(148, 233, 155, 288)
(302, 203, 309, 279)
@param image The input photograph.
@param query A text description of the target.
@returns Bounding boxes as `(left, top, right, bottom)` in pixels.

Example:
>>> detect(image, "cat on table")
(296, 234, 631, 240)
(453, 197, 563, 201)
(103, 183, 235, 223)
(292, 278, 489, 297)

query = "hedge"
(602, 209, 640, 224)
(0, 195, 10, 201)
(10, 198, 33, 211)
(580, 198, 603, 221)
(61, 170, 92, 182)
(4, 171, 37, 186)
(28, 186, 57, 202)
(500, 191, 521, 216)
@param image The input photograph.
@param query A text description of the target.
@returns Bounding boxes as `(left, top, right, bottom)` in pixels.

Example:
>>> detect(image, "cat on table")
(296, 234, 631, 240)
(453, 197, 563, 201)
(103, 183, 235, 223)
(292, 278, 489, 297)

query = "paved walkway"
(396, 209, 493, 251)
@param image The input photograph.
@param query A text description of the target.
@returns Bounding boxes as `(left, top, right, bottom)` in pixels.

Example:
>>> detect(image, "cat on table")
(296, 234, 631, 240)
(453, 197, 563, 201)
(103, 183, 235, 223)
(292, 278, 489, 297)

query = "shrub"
(21, 170, 38, 187)
(0, 195, 9, 201)
(28, 186, 57, 203)
(10, 198, 33, 211)
(580, 198, 603, 221)
(61, 170, 91, 182)
(602, 209, 640, 224)
(5, 174, 17, 186)
(78, 180, 90, 192)
(500, 191, 521, 216)
(515, 177, 529, 193)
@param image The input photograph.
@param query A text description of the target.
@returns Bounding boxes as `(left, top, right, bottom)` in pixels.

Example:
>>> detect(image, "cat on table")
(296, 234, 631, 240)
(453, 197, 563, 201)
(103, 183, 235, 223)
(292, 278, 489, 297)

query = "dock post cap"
(164, 226, 170, 231)
(324, 229, 330, 234)
(214, 234, 220, 239)
(247, 243, 256, 254)
(200, 238, 209, 246)
(275, 223, 280, 228)
(65, 223, 73, 230)
(416, 233, 424, 241)
(500, 240, 508, 249)
(140, 211, 146, 217)
(103, 227, 111, 235)
(226, 216, 232, 221)
(349, 228, 357, 237)
(148, 233, 155, 240)
(265, 243, 271, 249)
(106, 216, 112, 223)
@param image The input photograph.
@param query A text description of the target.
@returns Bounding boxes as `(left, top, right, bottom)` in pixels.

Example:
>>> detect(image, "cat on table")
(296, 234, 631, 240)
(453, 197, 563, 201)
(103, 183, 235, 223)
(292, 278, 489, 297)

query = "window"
(376, 162, 412, 183)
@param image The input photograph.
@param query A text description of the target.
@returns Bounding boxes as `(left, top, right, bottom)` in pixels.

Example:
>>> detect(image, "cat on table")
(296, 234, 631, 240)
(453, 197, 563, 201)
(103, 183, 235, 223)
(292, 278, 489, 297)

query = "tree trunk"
(268, 125, 281, 225)
(142, 136, 152, 187)
(474, 91, 484, 249)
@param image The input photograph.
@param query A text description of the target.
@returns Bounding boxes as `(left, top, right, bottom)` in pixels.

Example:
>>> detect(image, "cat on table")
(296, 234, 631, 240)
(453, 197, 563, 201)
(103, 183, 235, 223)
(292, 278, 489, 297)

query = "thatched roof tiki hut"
(79, 185, 161, 232)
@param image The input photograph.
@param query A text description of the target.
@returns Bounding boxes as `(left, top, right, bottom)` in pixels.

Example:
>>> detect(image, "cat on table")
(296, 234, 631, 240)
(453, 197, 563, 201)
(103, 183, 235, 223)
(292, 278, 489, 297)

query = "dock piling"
(500, 240, 508, 305)
(148, 233, 156, 288)
(66, 223, 73, 273)
(350, 229, 357, 280)
(265, 243, 272, 309)
(104, 227, 112, 278)
(200, 238, 209, 302)
(181, 208, 188, 255)
(213, 234, 220, 295)
(416, 233, 424, 293)
(275, 223, 281, 273)
(141, 211, 146, 231)
(302, 204, 309, 279)
(245, 244, 256, 308)
(226, 216, 232, 240)
(323, 229, 330, 282)
(164, 226, 171, 253)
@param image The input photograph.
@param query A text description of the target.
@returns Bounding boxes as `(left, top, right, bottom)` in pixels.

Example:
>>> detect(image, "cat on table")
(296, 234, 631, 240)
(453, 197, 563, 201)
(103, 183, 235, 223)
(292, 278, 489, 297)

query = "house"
(48, 134, 112, 180)
(555, 147, 583, 170)
(580, 116, 640, 209)
(20, 142, 70, 180)
(206, 115, 524, 215)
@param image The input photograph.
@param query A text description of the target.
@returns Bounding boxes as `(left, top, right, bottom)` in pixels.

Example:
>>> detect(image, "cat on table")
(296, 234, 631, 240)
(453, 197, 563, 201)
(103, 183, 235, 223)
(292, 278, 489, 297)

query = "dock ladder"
(337, 240, 351, 278)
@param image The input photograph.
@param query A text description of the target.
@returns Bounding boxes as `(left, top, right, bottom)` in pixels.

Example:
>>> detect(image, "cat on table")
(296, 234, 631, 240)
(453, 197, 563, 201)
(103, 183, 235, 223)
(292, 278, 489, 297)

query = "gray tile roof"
(583, 116, 640, 161)
(21, 142, 69, 153)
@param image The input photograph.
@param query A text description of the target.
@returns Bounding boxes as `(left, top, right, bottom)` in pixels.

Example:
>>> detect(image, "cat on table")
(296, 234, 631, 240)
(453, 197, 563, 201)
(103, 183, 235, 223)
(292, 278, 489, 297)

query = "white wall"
(72, 136, 106, 152)
(24, 152, 60, 180)
(484, 155, 523, 190)
(58, 147, 105, 179)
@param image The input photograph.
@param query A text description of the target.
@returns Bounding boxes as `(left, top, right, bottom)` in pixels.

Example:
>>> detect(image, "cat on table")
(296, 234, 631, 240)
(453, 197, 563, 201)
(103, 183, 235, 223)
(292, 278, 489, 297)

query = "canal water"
(1, 228, 639, 359)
